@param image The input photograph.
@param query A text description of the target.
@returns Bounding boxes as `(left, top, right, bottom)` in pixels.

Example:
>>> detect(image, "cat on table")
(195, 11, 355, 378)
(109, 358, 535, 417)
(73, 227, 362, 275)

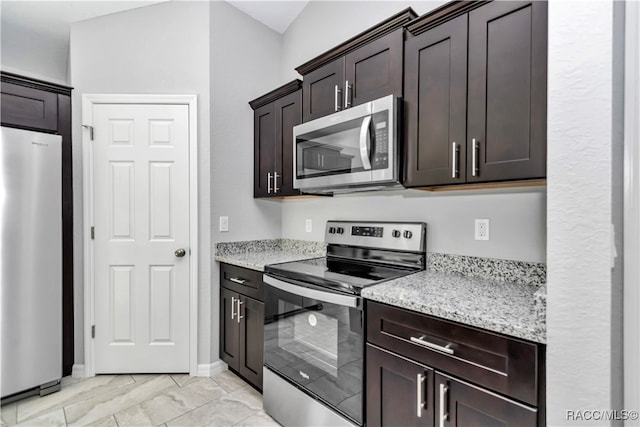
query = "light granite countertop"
(214, 239, 546, 343)
(361, 271, 546, 344)
(214, 239, 326, 272)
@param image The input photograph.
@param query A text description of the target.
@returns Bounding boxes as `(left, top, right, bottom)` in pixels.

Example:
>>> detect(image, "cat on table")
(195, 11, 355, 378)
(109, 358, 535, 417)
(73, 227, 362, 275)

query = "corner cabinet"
(366, 301, 545, 427)
(219, 263, 264, 390)
(296, 8, 416, 123)
(250, 80, 302, 198)
(0, 72, 74, 377)
(403, 1, 547, 187)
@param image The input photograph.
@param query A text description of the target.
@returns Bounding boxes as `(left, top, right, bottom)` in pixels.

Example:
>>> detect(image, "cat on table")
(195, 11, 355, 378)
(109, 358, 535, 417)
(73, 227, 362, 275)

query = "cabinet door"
(435, 373, 537, 427)
(403, 15, 468, 187)
(302, 59, 344, 122)
(346, 29, 404, 109)
(220, 287, 240, 370)
(367, 344, 434, 427)
(467, 1, 547, 182)
(1, 82, 58, 132)
(238, 296, 264, 390)
(253, 102, 276, 197)
(274, 90, 302, 196)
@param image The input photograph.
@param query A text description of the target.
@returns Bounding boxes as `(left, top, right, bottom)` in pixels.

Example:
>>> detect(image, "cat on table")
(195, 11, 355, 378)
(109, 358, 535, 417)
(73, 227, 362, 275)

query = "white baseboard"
(197, 360, 227, 377)
(71, 364, 87, 378)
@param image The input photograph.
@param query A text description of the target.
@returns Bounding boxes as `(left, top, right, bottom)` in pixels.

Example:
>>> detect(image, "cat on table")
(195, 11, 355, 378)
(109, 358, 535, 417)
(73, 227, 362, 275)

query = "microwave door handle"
(359, 115, 372, 170)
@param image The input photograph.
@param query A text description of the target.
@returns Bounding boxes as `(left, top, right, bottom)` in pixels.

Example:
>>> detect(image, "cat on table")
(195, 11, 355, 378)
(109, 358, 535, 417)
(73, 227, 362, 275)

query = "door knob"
(175, 248, 186, 258)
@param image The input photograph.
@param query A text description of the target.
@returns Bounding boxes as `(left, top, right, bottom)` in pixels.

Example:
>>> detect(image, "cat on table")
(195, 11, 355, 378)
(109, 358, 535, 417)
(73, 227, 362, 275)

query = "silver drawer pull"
(411, 336, 454, 355)
(229, 277, 247, 285)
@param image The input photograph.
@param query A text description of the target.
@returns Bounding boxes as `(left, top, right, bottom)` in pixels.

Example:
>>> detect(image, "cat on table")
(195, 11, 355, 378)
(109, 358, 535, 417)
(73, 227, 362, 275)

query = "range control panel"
(325, 221, 426, 252)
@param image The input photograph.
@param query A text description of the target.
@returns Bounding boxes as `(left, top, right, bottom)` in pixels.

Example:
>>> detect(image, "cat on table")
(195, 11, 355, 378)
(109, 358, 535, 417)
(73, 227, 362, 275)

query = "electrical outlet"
(305, 219, 312, 233)
(219, 216, 229, 232)
(475, 219, 489, 240)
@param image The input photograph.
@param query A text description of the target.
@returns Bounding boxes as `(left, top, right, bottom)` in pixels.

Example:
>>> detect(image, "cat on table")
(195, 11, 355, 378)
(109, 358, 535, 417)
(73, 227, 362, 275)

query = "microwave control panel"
(372, 111, 389, 169)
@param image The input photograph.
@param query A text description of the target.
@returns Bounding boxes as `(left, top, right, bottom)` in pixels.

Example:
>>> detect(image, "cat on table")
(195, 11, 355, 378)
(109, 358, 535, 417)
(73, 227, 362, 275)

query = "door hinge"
(82, 125, 94, 141)
(91, 325, 95, 339)
(90, 226, 95, 240)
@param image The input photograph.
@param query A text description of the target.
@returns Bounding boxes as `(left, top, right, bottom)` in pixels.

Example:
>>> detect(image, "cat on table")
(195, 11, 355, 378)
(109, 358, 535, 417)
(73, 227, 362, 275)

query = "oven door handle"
(263, 275, 360, 308)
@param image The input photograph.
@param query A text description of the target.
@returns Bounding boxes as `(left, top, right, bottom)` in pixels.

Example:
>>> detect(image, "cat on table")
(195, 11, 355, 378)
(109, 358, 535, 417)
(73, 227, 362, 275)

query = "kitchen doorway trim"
(81, 94, 198, 377)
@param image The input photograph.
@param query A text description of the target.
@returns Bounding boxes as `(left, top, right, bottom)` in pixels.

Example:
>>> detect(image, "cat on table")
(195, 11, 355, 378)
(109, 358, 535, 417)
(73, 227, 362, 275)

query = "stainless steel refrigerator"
(1, 126, 62, 399)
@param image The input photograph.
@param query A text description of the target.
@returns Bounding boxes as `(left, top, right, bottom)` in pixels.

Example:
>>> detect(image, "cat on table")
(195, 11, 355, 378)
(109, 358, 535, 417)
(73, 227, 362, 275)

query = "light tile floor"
(0, 371, 280, 427)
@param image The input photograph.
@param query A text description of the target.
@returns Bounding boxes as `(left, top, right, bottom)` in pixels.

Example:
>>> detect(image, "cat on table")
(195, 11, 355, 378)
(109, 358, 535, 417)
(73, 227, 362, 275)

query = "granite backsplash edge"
(214, 239, 546, 286)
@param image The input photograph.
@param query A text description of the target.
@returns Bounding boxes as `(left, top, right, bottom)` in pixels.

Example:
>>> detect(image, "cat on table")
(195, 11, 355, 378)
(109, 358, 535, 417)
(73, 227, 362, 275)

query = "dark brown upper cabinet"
(403, 1, 547, 187)
(250, 80, 302, 198)
(296, 8, 416, 123)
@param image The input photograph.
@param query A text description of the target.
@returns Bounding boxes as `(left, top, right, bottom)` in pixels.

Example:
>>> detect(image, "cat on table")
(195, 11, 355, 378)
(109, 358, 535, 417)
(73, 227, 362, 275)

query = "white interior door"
(92, 104, 190, 373)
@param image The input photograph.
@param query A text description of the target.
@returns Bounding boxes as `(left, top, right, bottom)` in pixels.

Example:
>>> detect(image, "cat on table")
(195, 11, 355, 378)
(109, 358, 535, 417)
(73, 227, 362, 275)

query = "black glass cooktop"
(264, 257, 415, 295)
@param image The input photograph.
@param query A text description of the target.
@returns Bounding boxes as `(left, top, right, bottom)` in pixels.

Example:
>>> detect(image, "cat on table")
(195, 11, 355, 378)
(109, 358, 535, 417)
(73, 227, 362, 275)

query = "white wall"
(279, 0, 547, 263)
(0, 9, 69, 84)
(282, 189, 546, 262)
(547, 0, 615, 425)
(69, 1, 212, 367)
(209, 0, 284, 364)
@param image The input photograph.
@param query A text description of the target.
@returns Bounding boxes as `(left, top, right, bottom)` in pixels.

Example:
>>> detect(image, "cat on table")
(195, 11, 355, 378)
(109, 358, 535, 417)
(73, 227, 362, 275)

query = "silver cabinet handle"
(273, 172, 280, 193)
(410, 336, 454, 355)
(439, 383, 449, 426)
(472, 138, 479, 177)
(451, 142, 458, 178)
(267, 172, 273, 193)
(228, 277, 246, 285)
(334, 85, 342, 112)
(236, 299, 243, 323)
(230, 296, 236, 320)
(359, 115, 372, 170)
(344, 80, 352, 109)
(417, 373, 426, 417)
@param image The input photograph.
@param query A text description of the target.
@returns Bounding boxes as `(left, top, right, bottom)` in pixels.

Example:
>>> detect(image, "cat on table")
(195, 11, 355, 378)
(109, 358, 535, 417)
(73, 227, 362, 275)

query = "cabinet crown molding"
(249, 79, 302, 110)
(295, 7, 417, 76)
(1, 71, 73, 96)
(406, 1, 490, 36)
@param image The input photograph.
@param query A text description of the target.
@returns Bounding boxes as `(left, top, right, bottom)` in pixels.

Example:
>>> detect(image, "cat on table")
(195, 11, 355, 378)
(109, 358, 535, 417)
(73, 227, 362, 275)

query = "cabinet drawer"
(1, 82, 58, 131)
(366, 301, 539, 406)
(220, 263, 264, 301)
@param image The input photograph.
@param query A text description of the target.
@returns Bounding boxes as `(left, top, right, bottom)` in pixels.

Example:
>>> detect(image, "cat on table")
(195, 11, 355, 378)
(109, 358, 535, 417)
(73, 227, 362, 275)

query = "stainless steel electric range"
(262, 221, 427, 427)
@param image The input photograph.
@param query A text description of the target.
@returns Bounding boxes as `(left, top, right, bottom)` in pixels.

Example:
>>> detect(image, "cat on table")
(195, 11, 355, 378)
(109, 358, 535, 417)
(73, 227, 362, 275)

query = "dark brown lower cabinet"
(219, 264, 264, 390)
(366, 301, 543, 427)
(367, 345, 434, 427)
(435, 372, 538, 427)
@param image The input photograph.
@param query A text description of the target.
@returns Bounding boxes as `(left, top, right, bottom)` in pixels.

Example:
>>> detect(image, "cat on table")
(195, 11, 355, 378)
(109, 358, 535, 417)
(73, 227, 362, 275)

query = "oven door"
(263, 275, 363, 425)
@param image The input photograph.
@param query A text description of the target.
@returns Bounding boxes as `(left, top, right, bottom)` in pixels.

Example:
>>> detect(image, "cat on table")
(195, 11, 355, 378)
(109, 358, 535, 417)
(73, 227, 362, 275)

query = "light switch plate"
(219, 216, 229, 232)
(305, 219, 312, 233)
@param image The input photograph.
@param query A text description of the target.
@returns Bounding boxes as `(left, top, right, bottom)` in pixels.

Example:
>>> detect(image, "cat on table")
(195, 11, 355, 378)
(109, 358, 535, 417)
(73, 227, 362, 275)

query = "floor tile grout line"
(161, 383, 233, 426)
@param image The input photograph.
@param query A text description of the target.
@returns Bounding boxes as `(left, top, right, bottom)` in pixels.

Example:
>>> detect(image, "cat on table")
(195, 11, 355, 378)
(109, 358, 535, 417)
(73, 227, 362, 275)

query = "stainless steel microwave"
(293, 95, 402, 194)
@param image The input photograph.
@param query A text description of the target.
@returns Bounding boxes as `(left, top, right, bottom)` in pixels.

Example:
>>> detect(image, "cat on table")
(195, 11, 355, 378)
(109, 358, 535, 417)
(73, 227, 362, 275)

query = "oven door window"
(264, 284, 363, 425)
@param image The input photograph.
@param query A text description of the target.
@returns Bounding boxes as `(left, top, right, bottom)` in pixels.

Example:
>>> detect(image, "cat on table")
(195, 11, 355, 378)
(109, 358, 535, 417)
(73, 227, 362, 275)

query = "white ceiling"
(0, 0, 306, 42)
(226, 1, 308, 34)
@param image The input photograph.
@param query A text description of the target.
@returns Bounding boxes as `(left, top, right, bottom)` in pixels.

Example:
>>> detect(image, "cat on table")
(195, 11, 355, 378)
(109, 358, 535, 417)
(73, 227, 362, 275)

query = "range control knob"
(336, 227, 344, 234)
(403, 230, 413, 239)
(392, 230, 401, 238)
(329, 227, 336, 234)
